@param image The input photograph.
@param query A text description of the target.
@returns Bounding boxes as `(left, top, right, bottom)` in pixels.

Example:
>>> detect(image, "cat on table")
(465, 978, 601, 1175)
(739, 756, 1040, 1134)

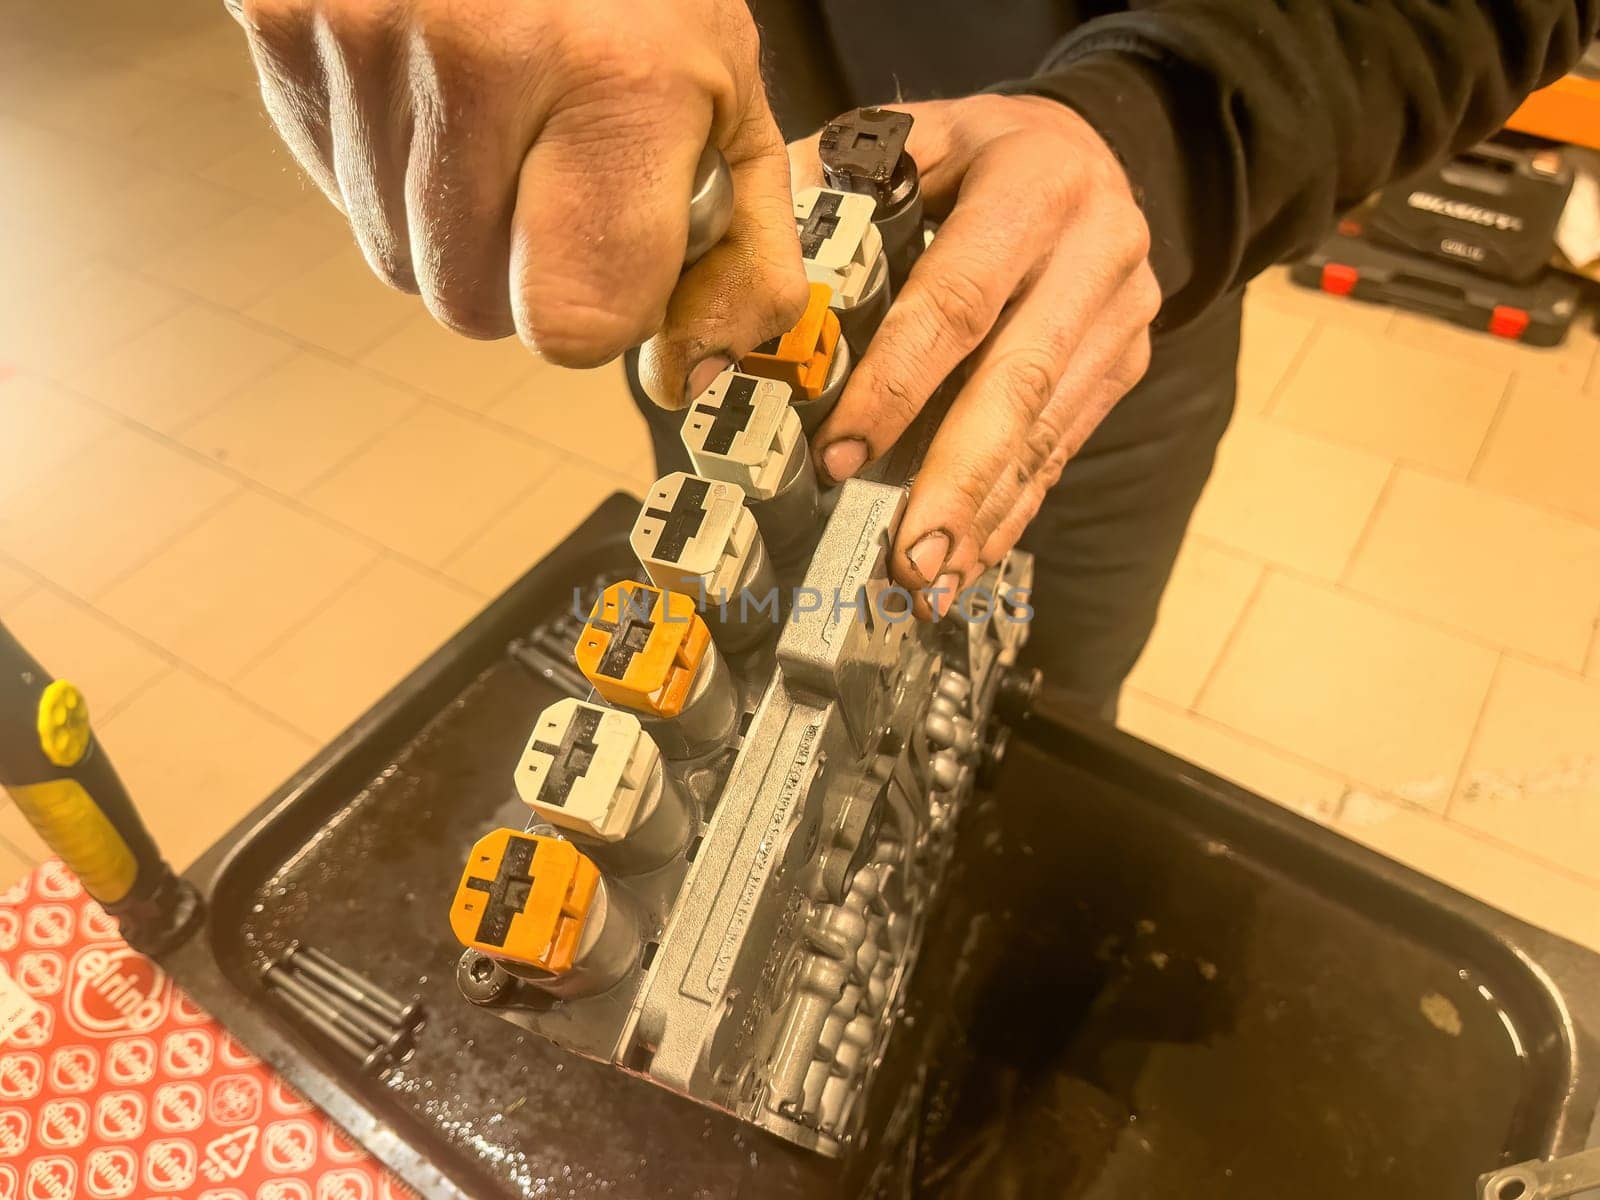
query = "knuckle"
(241, 0, 308, 42)
(999, 351, 1057, 415)
(1122, 214, 1152, 265)
(866, 364, 924, 434)
(925, 265, 995, 347)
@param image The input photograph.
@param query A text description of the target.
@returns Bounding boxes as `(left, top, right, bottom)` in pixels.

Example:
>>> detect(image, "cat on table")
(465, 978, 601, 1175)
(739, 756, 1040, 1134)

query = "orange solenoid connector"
(574, 582, 710, 718)
(741, 282, 841, 401)
(449, 828, 599, 974)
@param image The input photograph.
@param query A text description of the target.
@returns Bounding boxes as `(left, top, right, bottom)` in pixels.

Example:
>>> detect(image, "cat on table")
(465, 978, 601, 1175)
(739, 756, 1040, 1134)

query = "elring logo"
(33, 863, 81, 901)
(46, 1045, 97, 1094)
(22, 905, 73, 948)
(0, 1110, 29, 1158)
(67, 947, 171, 1036)
(262, 1120, 318, 1174)
(16, 952, 64, 999)
(104, 1036, 157, 1085)
(143, 1138, 199, 1192)
(22, 1156, 75, 1200)
(153, 1081, 205, 1132)
(0, 1054, 41, 1101)
(93, 1091, 147, 1141)
(84, 1147, 137, 1199)
(315, 1169, 373, 1200)
(36, 1099, 89, 1149)
(162, 1028, 215, 1076)
(80, 903, 120, 942)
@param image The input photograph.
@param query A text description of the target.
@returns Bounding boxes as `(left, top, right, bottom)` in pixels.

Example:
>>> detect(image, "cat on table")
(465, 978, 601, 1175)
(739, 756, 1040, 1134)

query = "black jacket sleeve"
(998, 1, 1599, 326)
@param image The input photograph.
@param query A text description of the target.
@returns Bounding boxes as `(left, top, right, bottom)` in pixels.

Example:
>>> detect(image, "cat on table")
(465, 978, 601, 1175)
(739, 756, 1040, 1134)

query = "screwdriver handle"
(685, 145, 734, 266)
(0, 620, 198, 953)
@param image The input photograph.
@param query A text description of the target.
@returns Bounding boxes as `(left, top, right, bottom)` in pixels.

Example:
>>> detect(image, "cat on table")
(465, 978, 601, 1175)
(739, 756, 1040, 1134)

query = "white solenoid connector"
(515, 698, 692, 874)
(630, 472, 776, 652)
(681, 371, 819, 564)
(794, 186, 883, 310)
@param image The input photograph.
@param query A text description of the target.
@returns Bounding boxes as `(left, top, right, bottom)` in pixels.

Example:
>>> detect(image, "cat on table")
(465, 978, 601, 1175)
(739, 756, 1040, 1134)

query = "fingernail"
(685, 355, 733, 405)
(905, 531, 950, 586)
(821, 438, 869, 484)
(933, 572, 961, 620)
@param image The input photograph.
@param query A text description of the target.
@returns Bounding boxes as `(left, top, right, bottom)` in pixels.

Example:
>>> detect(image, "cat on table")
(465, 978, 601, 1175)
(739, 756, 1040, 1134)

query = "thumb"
(637, 103, 810, 408)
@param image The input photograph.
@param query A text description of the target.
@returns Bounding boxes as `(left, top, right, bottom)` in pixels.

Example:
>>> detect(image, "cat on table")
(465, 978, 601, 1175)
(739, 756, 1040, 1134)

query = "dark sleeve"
(996, 1, 1599, 326)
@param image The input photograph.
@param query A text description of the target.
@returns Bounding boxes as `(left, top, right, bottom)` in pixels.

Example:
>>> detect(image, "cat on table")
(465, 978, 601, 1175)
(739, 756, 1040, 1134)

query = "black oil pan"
(158, 494, 1600, 1199)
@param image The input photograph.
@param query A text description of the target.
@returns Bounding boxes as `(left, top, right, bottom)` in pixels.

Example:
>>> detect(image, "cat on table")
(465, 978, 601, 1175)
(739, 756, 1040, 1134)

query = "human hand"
(227, 0, 808, 398)
(791, 95, 1160, 618)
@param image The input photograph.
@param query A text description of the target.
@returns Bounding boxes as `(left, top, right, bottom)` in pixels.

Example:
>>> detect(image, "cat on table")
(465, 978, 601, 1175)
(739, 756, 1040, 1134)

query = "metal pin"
(290, 943, 422, 1027)
(267, 975, 385, 1072)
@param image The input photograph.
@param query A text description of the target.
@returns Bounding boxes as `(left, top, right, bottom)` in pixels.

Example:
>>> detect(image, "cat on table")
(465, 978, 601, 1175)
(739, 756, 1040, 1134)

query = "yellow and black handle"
(0, 619, 198, 953)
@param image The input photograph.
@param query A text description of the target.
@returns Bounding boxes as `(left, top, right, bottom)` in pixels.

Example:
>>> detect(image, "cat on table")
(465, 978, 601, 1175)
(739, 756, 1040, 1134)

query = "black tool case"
(159, 494, 1600, 1199)
(1290, 229, 1582, 346)
(1367, 140, 1573, 283)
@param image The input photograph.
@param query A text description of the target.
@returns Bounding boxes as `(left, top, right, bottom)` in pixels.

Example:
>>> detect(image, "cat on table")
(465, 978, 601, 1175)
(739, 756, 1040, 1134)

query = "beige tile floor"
(1, 0, 1598, 953)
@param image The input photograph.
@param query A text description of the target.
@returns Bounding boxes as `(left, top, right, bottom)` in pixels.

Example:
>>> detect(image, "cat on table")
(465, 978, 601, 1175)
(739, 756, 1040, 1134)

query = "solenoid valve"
(574, 582, 738, 758)
(682, 371, 820, 564)
(630, 472, 776, 652)
(742, 283, 851, 433)
(449, 828, 641, 997)
(516, 698, 692, 874)
(795, 187, 883, 309)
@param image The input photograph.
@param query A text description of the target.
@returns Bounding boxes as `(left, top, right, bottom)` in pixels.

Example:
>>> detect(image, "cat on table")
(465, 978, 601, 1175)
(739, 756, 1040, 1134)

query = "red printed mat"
(0, 861, 414, 1200)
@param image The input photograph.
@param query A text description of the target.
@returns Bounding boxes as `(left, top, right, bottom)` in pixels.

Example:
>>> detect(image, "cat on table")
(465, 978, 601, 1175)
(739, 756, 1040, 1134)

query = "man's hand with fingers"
(229, 0, 808, 401)
(792, 95, 1160, 619)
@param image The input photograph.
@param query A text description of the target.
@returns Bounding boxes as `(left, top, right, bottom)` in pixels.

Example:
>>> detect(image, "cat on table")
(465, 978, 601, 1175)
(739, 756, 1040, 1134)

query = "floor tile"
(181, 352, 420, 494)
(442, 460, 631, 597)
(6, 58, 193, 145)
(0, 586, 167, 716)
(1118, 690, 1348, 823)
(67, 303, 297, 433)
(245, 248, 418, 358)
(0, 558, 32, 609)
(98, 490, 376, 680)
(143, 203, 350, 308)
(121, 89, 280, 174)
(97, 668, 315, 869)
(1451, 658, 1600, 884)
(199, 141, 320, 209)
(1387, 310, 1598, 389)
(1125, 540, 1262, 709)
(0, 811, 41, 887)
(1245, 265, 1397, 334)
(1474, 374, 1600, 528)
(0, 260, 186, 379)
(234, 557, 481, 740)
(1346, 470, 1600, 669)
(1273, 323, 1508, 475)
(360, 313, 546, 412)
(485, 361, 651, 472)
(51, 163, 246, 263)
(0, 425, 238, 597)
(0, 374, 118, 507)
(304, 403, 556, 567)
(1190, 417, 1392, 580)
(1197, 572, 1498, 802)
(1338, 790, 1600, 953)
(1236, 297, 1315, 414)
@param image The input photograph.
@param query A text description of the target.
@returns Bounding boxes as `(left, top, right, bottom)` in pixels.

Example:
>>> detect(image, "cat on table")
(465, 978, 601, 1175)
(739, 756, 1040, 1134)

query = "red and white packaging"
(0, 862, 416, 1200)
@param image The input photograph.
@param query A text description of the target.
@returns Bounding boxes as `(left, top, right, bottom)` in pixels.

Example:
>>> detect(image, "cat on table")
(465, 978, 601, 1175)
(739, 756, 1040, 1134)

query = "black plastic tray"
(161, 494, 1600, 1198)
